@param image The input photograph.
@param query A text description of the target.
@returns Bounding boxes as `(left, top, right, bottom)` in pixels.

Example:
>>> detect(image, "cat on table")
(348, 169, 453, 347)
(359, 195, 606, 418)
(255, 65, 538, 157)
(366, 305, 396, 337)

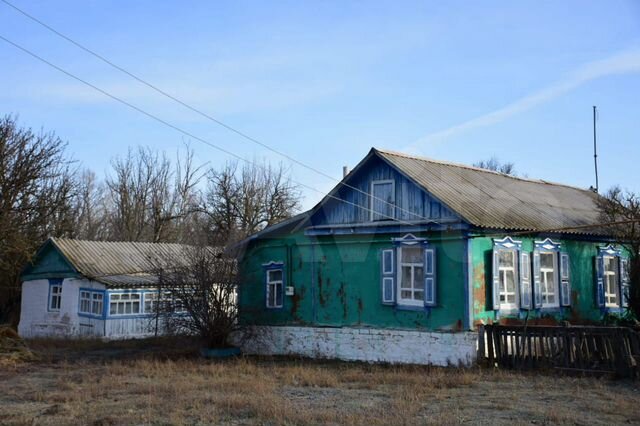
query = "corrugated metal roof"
(375, 148, 603, 234)
(51, 238, 219, 288)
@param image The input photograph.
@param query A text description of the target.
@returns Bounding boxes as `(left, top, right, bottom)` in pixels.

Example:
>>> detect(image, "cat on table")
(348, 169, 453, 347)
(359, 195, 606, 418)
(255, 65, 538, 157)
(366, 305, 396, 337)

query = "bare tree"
(0, 115, 77, 324)
(474, 157, 516, 176)
(597, 186, 640, 319)
(203, 160, 302, 245)
(105, 146, 203, 243)
(152, 246, 240, 348)
(74, 169, 109, 240)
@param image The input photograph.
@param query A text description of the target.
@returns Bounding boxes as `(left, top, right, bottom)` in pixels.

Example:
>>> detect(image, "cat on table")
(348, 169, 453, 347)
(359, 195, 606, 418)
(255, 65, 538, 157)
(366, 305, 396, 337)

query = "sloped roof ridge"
(373, 147, 594, 193)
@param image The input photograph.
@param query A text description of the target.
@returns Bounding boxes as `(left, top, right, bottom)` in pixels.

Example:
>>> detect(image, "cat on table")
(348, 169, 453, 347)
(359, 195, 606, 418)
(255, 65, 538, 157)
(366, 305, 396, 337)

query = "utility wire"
(0, 0, 435, 224)
(0, 33, 437, 228)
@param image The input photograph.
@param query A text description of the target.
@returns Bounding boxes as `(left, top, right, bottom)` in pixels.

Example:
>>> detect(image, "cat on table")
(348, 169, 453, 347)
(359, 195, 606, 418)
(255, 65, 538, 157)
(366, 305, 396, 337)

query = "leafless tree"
(597, 186, 640, 319)
(474, 157, 516, 176)
(0, 115, 77, 324)
(203, 160, 302, 245)
(151, 246, 240, 348)
(105, 146, 204, 243)
(73, 169, 109, 240)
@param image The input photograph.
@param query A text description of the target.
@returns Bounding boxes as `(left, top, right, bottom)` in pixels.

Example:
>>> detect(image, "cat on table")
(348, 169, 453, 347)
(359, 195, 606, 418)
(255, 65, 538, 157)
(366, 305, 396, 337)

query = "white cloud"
(406, 48, 640, 152)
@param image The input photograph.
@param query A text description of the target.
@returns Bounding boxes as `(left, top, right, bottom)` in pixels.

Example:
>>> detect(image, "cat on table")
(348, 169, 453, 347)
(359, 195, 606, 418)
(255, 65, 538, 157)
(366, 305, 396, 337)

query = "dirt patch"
(0, 338, 638, 425)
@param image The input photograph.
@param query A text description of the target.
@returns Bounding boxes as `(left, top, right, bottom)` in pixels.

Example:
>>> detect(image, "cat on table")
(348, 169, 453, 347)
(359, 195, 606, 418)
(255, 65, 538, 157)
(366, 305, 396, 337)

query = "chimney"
(342, 166, 349, 178)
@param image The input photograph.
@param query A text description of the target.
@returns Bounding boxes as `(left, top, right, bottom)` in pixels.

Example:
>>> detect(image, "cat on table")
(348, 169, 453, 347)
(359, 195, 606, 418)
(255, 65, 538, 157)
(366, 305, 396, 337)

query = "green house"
(236, 148, 630, 365)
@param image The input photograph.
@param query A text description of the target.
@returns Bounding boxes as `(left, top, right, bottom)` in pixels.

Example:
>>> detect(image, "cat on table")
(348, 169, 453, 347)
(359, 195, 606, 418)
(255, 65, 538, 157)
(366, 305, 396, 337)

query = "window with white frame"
(49, 281, 62, 311)
(603, 256, 619, 307)
(497, 250, 517, 308)
(370, 180, 394, 221)
(79, 290, 103, 316)
(143, 292, 160, 314)
(398, 246, 424, 306)
(266, 268, 284, 308)
(109, 292, 141, 315)
(539, 252, 558, 307)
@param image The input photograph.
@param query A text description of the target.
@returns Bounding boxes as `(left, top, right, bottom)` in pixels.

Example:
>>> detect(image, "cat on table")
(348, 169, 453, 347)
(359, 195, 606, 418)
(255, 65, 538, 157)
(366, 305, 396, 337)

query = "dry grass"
(0, 338, 638, 425)
(0, 325, 38, 368)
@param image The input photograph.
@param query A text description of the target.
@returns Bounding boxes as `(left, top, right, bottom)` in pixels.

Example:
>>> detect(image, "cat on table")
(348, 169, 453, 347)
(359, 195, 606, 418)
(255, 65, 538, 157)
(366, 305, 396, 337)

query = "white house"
(18, 238, 202, 339)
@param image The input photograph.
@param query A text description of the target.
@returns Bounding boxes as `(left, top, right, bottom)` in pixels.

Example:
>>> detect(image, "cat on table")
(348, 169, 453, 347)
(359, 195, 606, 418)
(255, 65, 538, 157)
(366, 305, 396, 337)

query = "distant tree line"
(0, 115, 301, 324)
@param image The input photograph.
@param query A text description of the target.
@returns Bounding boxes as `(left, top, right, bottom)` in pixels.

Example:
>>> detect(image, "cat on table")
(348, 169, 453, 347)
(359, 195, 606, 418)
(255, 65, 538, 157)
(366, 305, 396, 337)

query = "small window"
(144, 292, 159, 314)
(539, 252, 558, 308)
(109, 292, 141, 316)
(603, 256, 619, 307)
(398, 246, 424, 306)
(79, 291, 91, 314)
(497, 250, 517, 308)
(91, 293, 103, 315)
(371, 180, 394, 221)
(266, 268, 284, 308)
(49, 281, 62, 311)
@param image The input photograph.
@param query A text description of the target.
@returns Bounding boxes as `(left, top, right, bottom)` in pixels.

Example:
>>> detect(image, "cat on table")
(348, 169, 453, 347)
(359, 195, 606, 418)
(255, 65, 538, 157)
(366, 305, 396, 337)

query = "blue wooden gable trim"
(21, 238, 82, 281)
(308, 150, 465, 228)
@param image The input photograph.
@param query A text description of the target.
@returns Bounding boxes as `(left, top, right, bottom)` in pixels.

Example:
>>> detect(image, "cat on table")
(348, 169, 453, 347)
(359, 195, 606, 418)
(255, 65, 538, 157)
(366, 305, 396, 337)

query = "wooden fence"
(478, 324, 640, 377)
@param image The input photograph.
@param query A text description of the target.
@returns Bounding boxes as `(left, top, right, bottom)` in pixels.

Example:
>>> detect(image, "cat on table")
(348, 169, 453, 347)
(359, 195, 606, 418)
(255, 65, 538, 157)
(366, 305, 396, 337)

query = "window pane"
(499, 250, 514, 267)
(110, 304, 117, 315)
(401, 290, 412, 299)
(111, 294, 120, 301)
(269, 270, 283, 282)
(414, 267, 424, 289)
(131, 293, 140, 300)
(505, 271, 515, 291)
(132, 302, 140, 313)
(541, 253, 554, 269)
(118, 303, 124, 314)
(401, 266, 412, 289)
(402, 247, 423, 263)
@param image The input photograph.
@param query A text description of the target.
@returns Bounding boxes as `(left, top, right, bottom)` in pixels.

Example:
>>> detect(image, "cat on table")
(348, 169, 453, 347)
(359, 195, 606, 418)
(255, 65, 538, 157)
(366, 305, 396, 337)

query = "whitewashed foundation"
(237, 326, 478, 366)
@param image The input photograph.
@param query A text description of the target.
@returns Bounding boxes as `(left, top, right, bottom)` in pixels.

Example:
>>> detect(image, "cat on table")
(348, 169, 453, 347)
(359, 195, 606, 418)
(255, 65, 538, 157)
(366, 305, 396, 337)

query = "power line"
(0, 0, 435, 224)
(0, 33, 438, 229)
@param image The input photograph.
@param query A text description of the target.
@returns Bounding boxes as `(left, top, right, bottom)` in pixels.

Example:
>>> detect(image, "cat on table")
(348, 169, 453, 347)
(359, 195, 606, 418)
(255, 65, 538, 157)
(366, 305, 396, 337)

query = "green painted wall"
(21, 242, 80, 281)
(470, 236, 623, 326)
(238, 231, 468, 331)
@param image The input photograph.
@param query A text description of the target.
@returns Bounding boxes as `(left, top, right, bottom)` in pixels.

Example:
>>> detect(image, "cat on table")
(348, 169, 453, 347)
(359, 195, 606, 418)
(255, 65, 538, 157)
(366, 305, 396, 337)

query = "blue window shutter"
(381, 249, 395, 305)
(595, 255, 605, 308)
(424, 247, 436, 307)
(532, 251, 542, 309)
(620, 258, 630, 308)
(559, 253, 571, 307)
(492, 249, 500, 310)
(519, 252, 532, 310)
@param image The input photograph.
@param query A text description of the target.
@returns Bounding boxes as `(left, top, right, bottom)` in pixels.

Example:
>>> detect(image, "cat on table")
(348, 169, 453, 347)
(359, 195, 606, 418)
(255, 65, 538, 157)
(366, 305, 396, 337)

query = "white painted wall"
(237, 326, 478, 366)
(18, 278, 105, 338)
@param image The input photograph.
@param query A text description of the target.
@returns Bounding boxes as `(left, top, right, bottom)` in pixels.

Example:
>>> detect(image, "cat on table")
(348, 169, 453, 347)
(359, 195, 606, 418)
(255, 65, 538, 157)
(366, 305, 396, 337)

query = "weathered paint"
(310, 155, 459, 226)
(470, 235, 627, 326)
(236, 326, 477, 366)
(239, 230, 469, 331)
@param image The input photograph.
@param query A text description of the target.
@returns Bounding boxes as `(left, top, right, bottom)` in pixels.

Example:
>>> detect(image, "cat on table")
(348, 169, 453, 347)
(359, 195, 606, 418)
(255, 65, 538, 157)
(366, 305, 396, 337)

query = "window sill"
(78, 313, 104, 319)
(395, 304, 429, 312)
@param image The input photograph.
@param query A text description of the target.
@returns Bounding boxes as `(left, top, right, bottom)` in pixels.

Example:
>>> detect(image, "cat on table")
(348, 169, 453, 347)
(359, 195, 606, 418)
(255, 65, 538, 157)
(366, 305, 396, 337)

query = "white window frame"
(603, 255, 619, 308)
(497, 249, 518, 310)
(48, 282, 62, 312)
(109, 292, 142, 316)
(79, 290, 91, 314)
(539, 252, 559, 308)
(78, 290, 104, 316)
(370, 179, 395, 221)
(266, 268, 284, 309)
(396, 245, 424, 307)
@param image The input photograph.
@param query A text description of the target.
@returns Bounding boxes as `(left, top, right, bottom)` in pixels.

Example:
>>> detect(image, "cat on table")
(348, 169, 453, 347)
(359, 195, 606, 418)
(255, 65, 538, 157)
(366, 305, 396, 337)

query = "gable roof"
(24, 238, 220, 288)
(373, 148, 602, 234)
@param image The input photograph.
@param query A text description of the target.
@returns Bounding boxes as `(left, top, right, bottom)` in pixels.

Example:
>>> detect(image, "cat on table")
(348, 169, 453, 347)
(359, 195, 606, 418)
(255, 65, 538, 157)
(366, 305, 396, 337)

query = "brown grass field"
(0, 337, 639, 425)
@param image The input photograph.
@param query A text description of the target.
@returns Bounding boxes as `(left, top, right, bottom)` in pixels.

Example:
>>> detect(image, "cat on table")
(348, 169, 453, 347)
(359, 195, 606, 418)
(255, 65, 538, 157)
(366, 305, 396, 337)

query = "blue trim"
(77, 287, 107, 319)
(493, 236, 522, 249)
(305, 222, 468, 236)
(47, 278, 63, 312)
(394, 304, 431, 313)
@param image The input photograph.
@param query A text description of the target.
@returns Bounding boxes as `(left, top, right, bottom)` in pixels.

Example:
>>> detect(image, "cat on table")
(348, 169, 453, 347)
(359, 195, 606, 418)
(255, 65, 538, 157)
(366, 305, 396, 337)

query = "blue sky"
(1, 1, 639, 209)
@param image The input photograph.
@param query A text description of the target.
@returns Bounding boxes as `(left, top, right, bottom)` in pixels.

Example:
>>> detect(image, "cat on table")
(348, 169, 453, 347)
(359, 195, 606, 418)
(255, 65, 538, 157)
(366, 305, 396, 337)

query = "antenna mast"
(593, 105, 599, 193)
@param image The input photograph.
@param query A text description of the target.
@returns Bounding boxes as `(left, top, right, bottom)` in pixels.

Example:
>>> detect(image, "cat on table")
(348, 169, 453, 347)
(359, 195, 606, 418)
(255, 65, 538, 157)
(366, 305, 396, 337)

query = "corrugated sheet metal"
(375, 149, 603, 234)
(52, 238, 218, 288)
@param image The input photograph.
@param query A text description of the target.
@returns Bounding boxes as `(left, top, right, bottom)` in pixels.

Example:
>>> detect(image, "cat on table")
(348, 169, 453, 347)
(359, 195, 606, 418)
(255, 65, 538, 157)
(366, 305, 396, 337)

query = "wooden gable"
(21, 240, 80, 281)
(309, 151, 462, 228)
